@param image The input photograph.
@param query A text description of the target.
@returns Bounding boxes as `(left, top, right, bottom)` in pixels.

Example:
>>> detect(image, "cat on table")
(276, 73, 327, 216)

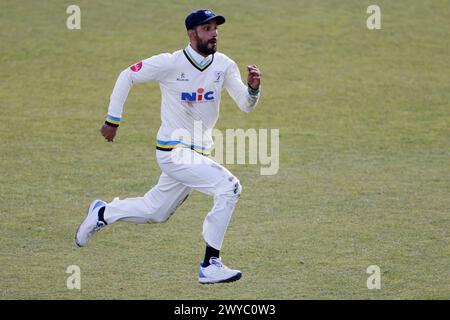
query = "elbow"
(242, 106, 254, 113)
(241, 97, 259, 113)
(240, 104, 256, 113)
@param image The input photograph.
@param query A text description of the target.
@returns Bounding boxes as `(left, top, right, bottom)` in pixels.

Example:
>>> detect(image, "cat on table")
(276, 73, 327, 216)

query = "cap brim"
(200, 15, 226, 26)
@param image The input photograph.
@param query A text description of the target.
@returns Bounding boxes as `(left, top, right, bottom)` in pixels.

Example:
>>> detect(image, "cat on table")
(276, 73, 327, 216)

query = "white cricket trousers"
(103, 148, 242, 250)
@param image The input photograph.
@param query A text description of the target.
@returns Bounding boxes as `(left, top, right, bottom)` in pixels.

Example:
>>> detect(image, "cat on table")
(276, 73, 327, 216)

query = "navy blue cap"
(185, 9, 225, 30)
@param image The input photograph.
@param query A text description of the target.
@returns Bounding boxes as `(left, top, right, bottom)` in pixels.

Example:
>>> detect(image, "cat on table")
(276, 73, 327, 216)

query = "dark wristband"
(104, 120, 119, 128)
(247, 84, 260, 96)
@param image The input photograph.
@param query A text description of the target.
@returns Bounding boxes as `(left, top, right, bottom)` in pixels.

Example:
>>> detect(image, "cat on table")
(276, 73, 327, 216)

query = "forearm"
(229, 81, 261, 113)
(105, 69, 134, 126)
(224, 61, 261, 113)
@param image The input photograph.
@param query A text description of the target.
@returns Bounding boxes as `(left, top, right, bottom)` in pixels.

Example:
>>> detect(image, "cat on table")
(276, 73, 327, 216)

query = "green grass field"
(1, 0, 449, 299)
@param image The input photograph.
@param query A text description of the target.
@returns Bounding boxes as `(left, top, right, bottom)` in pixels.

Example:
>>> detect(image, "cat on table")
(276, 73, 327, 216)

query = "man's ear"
(187, 29, 195, 41)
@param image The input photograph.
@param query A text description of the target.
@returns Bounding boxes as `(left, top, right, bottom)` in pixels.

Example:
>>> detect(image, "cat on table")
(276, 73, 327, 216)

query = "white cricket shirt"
(106, 44, 260, 155)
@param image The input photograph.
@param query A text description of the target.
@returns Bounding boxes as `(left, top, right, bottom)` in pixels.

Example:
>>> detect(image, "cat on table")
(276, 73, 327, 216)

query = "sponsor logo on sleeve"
(130, 61, 143, 72)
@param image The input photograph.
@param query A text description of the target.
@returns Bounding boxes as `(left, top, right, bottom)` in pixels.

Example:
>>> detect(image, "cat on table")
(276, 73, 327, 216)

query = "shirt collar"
(186, 44, 213, 67)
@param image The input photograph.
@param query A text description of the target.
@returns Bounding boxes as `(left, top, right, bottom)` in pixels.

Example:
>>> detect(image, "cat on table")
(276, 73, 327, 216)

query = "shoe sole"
(74, 199, 102, 247)
(199, 272, 242, 284)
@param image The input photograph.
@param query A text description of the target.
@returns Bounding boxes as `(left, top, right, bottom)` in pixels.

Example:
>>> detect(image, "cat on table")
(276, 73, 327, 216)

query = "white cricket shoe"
(75, 199, 107, 247)
(198, 257, 242, 284)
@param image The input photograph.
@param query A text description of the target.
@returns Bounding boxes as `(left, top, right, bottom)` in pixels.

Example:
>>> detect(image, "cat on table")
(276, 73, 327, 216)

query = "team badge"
(214, 71, 224, 82)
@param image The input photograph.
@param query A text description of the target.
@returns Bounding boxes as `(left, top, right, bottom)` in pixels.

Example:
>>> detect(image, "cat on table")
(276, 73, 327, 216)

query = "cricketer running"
(75, 9, 261, 284)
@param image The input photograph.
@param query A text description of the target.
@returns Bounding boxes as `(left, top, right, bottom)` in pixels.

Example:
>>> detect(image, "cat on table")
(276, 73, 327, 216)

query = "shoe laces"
(210, 257, 225, 268)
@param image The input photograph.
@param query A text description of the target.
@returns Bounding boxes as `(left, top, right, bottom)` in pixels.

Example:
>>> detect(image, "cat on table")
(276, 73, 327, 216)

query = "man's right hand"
(100, 123, 118, 142)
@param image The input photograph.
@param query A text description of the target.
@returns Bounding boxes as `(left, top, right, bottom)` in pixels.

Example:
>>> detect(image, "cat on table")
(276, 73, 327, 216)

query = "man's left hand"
(247, 65, 261, 90)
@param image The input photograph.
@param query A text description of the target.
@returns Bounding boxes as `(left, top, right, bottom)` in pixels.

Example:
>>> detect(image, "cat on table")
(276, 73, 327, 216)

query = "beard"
(195, 32, 217, 55)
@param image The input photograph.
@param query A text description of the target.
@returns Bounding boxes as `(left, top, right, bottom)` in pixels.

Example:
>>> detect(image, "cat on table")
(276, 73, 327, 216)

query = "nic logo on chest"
(177, 70, 224, 104)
